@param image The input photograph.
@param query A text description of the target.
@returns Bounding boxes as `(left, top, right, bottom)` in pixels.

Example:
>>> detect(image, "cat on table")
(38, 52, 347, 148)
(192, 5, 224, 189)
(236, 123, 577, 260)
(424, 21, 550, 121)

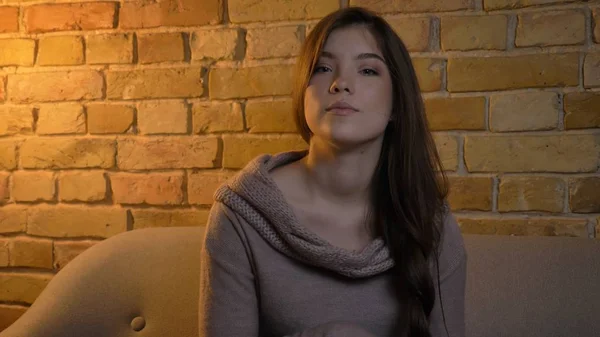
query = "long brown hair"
(292, 7, 450, 337)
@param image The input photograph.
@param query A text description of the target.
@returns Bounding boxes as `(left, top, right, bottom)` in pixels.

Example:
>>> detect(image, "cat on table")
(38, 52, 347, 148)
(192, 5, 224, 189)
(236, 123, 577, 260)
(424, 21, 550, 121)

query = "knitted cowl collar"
(213, 151, 394, 279)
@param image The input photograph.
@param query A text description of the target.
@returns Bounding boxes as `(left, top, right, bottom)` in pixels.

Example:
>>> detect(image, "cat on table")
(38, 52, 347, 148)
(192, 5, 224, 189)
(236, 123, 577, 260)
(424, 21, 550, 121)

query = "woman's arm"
(199, 202, 260, 337)
(429, 212, 468, 337)
(429, 255, 467, 337)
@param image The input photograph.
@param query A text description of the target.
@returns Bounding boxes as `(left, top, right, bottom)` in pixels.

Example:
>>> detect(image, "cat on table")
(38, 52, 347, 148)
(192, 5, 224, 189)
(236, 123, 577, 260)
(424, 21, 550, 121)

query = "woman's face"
(303, 25, 393, 148)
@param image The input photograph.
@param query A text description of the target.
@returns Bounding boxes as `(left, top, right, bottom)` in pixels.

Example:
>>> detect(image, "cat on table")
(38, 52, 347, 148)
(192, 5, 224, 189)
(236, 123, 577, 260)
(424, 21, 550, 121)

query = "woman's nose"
(329, 73, 353, 94)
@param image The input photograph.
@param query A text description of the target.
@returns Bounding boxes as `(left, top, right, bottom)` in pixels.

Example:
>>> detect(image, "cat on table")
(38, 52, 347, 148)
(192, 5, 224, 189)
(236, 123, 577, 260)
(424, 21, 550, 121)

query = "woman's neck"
(300, 137, 383, 205)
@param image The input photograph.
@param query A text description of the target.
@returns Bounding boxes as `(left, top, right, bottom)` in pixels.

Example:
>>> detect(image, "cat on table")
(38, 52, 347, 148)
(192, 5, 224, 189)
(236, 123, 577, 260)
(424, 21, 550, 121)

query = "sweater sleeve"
(199, 202, 260, 337)
(428, 211, 468, 337)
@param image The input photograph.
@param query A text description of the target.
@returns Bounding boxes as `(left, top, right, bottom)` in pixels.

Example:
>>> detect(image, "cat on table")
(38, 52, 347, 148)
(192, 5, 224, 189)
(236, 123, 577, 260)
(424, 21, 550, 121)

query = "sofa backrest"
(464, 234, 600, 337)
(0, 226, 205, 337)
(2, 228, 599, 337)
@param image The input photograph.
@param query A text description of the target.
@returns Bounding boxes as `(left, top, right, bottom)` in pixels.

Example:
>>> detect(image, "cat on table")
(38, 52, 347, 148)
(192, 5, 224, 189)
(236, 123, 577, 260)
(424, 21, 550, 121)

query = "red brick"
(424, 97, 486, 131)
(485, 0, 581, 10)
(192, 101, 244, 133)
(117, 137, 219, 170)
(516, 10, 585, 47)
(457, 217, 588, 237)
(25, 2, 117, 33)
(138, 100, 188, 134)
(447, 176, 493, 211)
(137, 32, 185, 64)
(188, 171, 234, 205)
(222, 134, 307, 169)
(498, 176, 565, 213)
(441, 15, 507, 51)
(584, 53, 600, 88)
(0, 304, 26, 331)
(87, 104, 134, 134)
(209, 65, 293, 99)
(27, 205, 127, 238)
(21, 138, 115, 169)
(37, 36, 84, 66)
(0, 139, 18, 170)
(569, 177, 600, 213)
(86, 33, 133, 64)
(0, 273, 52, 304)
(413, 58, 443, 92)
(0, 7, 19, 33)
(448, 54, 579, 92)
(0, 206, 27, 234)
(37, 103, 86, 135)
(12, 171, 55, 202)
(0, 106, 34, 136)
(120, 0, 222, 28)
(8, 71, 103, 103)
(106, 68, 203, 100)
(229, 0, 337, 23)
(465, 135, 599, 173)
(59, 171, 107, 202)
(0, 39, 35, 66)
(9, 237, 53, 269)
(110, 172, 184, 205)
(434, 134, 459, 172)
(246, 26, 302, 59)
(0, 173, 9, 204)
(131, 208, 210, 229)
(54, 240, 98, 270)
(353, 0, 472, 13)
(490, 92, 559, 132)
(0, 239, 7, 266)
(564, 92, 600, 129)
(245, 99, 296, 133)
(386, 16, 431, 52)
(191, 28, 241, 61)
(0, 76, 5, 102)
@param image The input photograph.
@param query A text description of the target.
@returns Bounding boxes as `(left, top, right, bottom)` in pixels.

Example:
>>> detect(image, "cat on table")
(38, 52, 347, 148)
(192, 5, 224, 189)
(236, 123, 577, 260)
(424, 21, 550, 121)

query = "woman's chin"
(321, 133, 379, 150)
(310, 124, 386, 149)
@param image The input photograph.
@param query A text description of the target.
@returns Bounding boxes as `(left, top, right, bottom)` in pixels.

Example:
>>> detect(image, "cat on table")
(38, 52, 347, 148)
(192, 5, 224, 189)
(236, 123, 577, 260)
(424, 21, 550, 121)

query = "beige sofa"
(1, 226, 599, 337)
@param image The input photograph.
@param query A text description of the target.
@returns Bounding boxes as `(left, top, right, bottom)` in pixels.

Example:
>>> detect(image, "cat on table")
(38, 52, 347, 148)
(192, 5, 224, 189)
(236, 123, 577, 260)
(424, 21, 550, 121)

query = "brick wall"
(0, 0, 599, 329)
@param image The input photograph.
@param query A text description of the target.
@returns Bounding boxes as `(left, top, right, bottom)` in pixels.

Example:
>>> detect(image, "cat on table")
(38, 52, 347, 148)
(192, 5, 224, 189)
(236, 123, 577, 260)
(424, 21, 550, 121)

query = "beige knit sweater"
(199, 151, 467, 337)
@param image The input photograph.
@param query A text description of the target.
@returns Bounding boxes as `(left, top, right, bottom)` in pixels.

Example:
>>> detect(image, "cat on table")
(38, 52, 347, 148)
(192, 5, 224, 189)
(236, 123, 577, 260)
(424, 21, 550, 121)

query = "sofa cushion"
(464, 234, 600, 337)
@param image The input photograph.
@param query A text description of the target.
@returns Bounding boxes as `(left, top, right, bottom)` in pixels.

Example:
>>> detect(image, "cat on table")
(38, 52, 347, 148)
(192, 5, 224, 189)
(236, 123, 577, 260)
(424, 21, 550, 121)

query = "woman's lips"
(326, 101, 359, 115)
(327, 108, 357, 115)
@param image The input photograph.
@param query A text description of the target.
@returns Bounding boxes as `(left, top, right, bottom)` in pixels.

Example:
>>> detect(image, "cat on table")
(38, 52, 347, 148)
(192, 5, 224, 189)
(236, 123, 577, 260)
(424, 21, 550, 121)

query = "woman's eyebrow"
(320, 50, 385, 63)
(356, 52, 385, 63)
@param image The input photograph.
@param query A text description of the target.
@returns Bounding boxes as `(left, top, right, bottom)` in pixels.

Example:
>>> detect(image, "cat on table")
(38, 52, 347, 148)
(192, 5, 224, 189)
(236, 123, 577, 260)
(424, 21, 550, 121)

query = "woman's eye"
(314, 65, 332, 73)
(360, 68, 379, 76)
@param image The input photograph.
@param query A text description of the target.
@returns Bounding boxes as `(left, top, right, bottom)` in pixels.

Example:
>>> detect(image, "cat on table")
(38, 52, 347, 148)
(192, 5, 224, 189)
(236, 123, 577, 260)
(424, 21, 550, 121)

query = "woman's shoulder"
(202, 201, 264, 264)
(204, 202, 241, 240)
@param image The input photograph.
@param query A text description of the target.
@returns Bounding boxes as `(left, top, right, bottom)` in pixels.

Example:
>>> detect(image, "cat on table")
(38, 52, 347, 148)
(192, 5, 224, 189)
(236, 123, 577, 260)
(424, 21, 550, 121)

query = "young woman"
(199, 7, 467, 337)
